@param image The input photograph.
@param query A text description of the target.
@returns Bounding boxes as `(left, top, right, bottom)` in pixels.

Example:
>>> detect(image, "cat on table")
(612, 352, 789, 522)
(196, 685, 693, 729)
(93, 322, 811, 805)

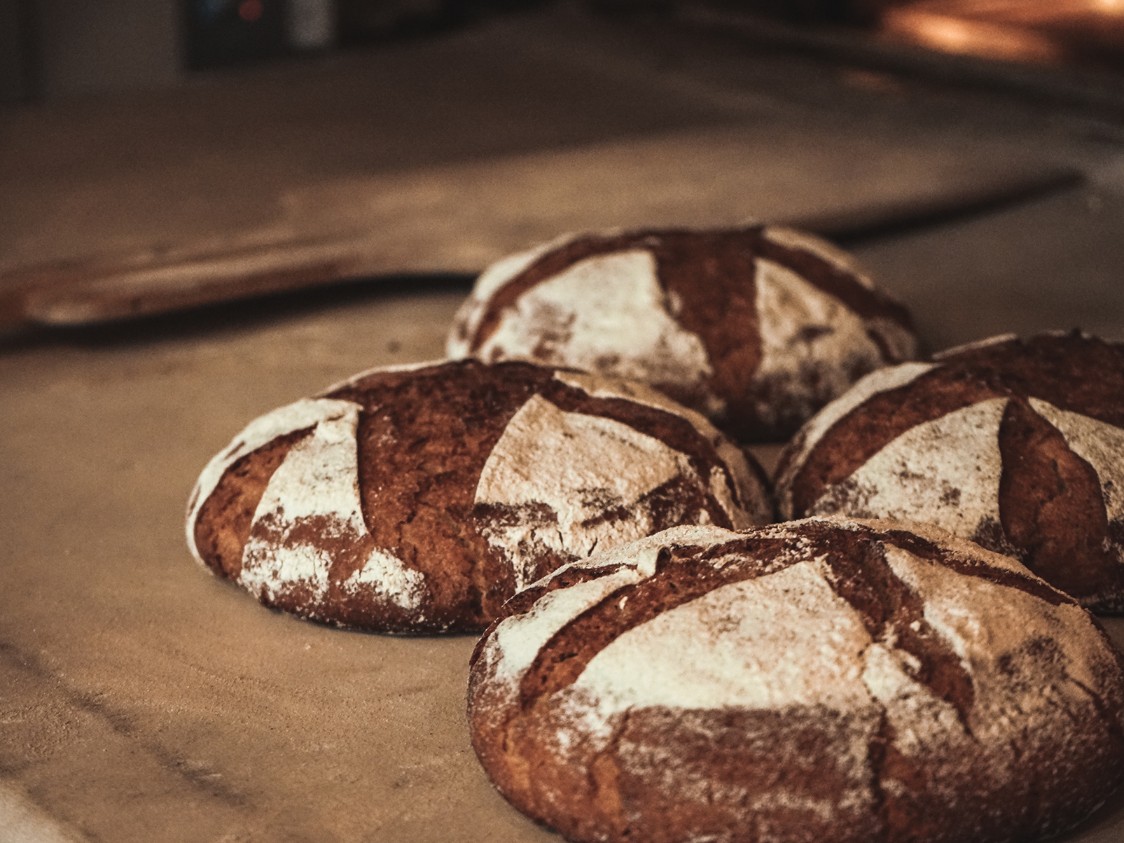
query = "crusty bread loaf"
(775, 331, 1124, 613)
(468, 517, 1124, 843)
(447, 226, 918, 441)
(186, 359, 771, 632)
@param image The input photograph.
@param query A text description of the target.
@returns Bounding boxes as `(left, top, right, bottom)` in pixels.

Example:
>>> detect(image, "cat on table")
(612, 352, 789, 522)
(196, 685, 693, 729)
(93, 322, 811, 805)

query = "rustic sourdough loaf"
(186, 359, 771, 632)
(468, 517, 1124, 843)
(446, 226, 918, 441)
(775, 331, 1124, 612)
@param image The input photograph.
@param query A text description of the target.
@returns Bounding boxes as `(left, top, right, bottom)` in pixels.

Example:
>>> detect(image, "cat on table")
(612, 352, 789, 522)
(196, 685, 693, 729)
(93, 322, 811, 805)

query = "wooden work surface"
(2, 7, 1124, 842)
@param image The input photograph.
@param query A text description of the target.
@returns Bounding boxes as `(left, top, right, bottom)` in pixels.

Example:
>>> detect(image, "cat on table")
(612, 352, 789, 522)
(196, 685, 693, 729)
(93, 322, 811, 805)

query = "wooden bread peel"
(0, 164, 1081, 330)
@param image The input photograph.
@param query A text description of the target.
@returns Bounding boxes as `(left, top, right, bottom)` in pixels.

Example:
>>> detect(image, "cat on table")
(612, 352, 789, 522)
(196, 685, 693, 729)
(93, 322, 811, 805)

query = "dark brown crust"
(463, 227, 916, 441)
(817, 532, 975, 732)
(191, 359, 769, 633)
(509, 520, 1077, 716)
(754, 233, 913, 327)
(193, 428, 314, 582)
(781, 368, 1003, 516)
(468, 519, 1124, 843)
(998, 397, 1118, 602)
(939, 333, 1124, 427)
(872, 524, 1072, 608)
(516, 540, 793, 708)
(778, 332, 1124, 612)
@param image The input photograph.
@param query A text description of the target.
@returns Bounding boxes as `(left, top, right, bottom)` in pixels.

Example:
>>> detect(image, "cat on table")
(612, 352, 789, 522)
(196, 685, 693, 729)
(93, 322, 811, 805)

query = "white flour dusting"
(487, 526, 739, 683)
(776, 362, 935, 515)
(932, 333, 1018, 360)
(190, 397, 424, 610)
(809, 398, 1010, 538)
(446, 234, 575, 358)
(571, 560, 873, 713)
(186, 398, 360, 562)
(763, 226, 876, 288)
(240, 404, 367, 601)
(464, 250, 717, 413)
(752, 257, 891, 428)
(475, 395, 703, 590)
(883, 542, 1110, 734)
(552, 370, 768, 527)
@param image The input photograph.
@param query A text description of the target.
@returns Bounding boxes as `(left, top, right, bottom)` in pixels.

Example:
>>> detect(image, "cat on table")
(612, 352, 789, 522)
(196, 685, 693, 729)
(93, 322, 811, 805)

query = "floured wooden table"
(2, 7, 1124, 842)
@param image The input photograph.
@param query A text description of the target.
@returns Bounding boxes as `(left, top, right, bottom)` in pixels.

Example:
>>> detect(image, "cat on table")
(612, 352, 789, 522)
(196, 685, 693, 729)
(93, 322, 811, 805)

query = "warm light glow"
(882, 9, 1064, 64)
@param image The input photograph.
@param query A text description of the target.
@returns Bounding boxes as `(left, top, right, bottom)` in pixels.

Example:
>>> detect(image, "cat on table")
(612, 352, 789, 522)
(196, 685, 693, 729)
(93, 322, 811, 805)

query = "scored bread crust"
(446, 225, 918, 442)
(774, 331, 1124, 613)
(468, 517, 1124, 843)
(185, 359, 772, 633)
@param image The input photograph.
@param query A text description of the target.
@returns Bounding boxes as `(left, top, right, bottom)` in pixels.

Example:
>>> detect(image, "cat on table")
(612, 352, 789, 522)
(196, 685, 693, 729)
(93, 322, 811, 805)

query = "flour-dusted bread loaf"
(775, 331, 1124, 613)
(185, 359, 771, 633)
(446, 226, 918, 441)
(468, 517, 1124, 843)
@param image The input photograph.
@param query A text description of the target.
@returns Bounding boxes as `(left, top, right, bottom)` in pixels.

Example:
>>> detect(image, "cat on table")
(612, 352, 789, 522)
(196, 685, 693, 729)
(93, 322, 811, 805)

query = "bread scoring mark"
(483, 526, 741, 682)
(775, 363, 935, 516)
(780, 366, 1005, 517)
(507, 517, 1085, 722)
(762, 226, 875, 288)
(751, 257, 890, 431)
(880, 539, 1116, 734)
(516, 538, 790, 710)
(474, 395, 708, 590)
(186, 397, 359, 563)
(819, 535, 976, 734)
(868, 522, 1071, 607)
(460, 230, 678, 354)
(467, 250, 716, 414)
(998, 398, 1121, 605)
(775, 333, 1124, 609)
(192, 428, 315, 582)
(551, 369, 771, 527)
(325, 358, 767, 629)
(643, 229, 764, 430)
(1029, 398, 1124, 532)
(569, 561, 875, 713)
(488, 552, 662, 684)
(237, 401, 424, 611)
(447, 225, 920, 441)
(808, 399, 1009, 542)
(550, 367, 721, 440)
(446, 234, 570, 359)
(757, 227, 914, 330)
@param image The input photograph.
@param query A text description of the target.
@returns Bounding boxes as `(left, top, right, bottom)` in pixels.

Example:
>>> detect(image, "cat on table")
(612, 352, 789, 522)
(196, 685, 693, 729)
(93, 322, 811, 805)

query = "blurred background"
(2, 1, 1123, 339)
(4, 1, 1124, 102)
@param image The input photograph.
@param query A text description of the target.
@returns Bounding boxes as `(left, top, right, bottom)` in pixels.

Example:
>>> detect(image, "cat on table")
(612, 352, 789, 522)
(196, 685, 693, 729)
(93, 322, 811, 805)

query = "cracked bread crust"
(467, 517, 1124, 843)
(446, 226, 918, 442)
(186, 359, 771, 633)
(775, 331, 1124, 613)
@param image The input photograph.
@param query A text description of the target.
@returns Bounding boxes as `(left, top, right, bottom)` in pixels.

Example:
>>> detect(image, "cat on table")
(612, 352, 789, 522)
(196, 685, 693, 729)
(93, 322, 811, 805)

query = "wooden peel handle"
(1, 165, 1082, 329)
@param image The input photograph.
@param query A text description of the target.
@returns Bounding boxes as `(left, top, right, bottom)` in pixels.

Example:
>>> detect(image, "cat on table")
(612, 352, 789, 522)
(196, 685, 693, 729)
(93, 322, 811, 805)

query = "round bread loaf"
(185, 359, 771, 633)
(775, 331, 1124, 613)
(446, 225, 918, 441)
(468, 517, 1124, 843)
